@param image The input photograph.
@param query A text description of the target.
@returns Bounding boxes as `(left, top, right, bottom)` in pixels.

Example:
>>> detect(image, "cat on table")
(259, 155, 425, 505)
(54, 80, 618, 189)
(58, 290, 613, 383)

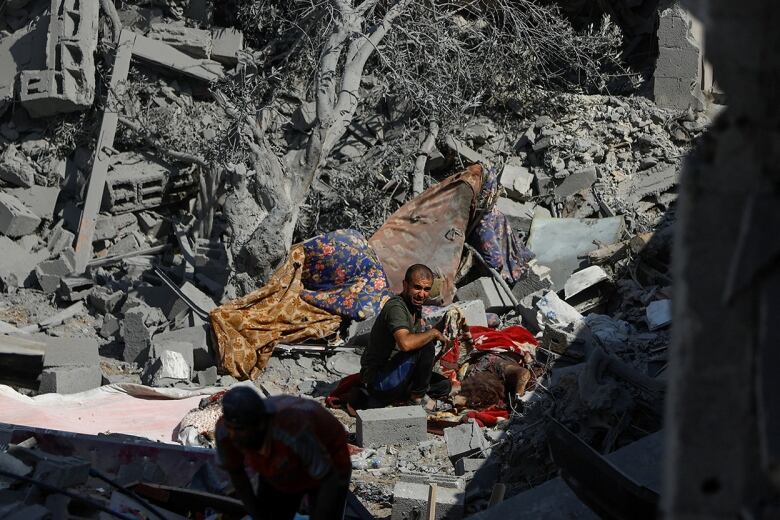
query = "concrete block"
(39, 366, 102, 394)
(34, 258, 72, 294)
(646, 299, 672, 331)
(496, 197, 537, 234)
(153, 324, 211, 370)
(455, 277, 513, 313)
(8, 186, 60, 221)
(88, 287, 124, 314)
(554, 166, 597, 200)
(444, 135, 486, 164)
(47, 224, 74, 256)
(94, 212, 138, 241)
(168, 281, 217, 320)
(211, 27, 243, 65)
(527, 216, 624, 289)
(0, 236, 36, 289)
(534, 170, 553, 194)
(400, 472, 465, 490)
(121, 305, 164, 364)
(194, 366, 218, 386)
(151, 339, 194, 373)
(444, 422, 490, 465)
(454, 299, 488, 327)
(653, 5, 703, 111)
(0, 145, 35, 187)
(100, 314, 120, 339)
(108, 233, 140, 256)
(132, 33, 224, 83)
(58, 276, 94, 302)
(0, 192, 41, 237)
(512, 260, 553, 300)
(391, 480, 464, 520)
(500, 158, 533, 200)
(37, 334, 99, 368)
(356, 406, 427, 447)
(148, 23, 213, 58)
(563, 265, 609, 300)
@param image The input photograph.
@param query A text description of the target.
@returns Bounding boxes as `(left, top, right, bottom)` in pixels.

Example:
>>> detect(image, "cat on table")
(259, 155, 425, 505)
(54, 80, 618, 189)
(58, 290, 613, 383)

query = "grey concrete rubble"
(0, 191, 41, 237)
(444, 422, 491, 465)
(357, 406, 428, 448)
(391, 480, 465, 520)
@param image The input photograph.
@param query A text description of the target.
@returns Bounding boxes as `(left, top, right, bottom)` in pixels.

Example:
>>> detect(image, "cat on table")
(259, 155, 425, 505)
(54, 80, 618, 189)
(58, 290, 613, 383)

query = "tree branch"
(118, 116, 209, 167)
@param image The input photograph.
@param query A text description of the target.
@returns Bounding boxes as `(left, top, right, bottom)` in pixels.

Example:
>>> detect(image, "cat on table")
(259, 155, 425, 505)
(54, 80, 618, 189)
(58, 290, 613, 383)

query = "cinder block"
(356, 406, 427, 447)
(58, 276, 94, 302)
(152, 325, 211, 370)
(500, 158, 533, 200)
(194, 366, 218, 386)
(121, 305, 162, 364)
(38, 334, 99, 368)
(0, 192, 41, 237)
(34, 258, 71, 294)
(454, 300, 487, 327)
(455, 277, 513, 313)
(391, 480, 464, 520)
(39, 366, 102, 394)
(512, 260, 553, 301)
(444, 422, 490, 465)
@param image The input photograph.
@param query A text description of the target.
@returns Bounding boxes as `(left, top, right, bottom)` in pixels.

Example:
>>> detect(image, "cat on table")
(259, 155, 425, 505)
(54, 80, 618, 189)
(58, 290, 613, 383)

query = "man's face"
(402, 273, 433, 308)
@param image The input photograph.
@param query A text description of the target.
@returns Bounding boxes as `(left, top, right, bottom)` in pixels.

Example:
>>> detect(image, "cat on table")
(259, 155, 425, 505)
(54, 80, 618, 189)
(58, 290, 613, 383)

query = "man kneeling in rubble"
(360, 264, 452, 408)
(215, 386, 351, 520)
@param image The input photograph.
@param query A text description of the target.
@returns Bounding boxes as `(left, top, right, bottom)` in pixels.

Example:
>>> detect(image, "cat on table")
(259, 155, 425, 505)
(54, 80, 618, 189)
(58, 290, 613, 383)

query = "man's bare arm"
(394, 327, 449, 352)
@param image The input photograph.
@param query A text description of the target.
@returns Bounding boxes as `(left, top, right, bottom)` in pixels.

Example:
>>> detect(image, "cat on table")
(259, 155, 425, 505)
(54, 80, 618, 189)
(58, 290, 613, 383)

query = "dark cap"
(221, 386, 270, 427)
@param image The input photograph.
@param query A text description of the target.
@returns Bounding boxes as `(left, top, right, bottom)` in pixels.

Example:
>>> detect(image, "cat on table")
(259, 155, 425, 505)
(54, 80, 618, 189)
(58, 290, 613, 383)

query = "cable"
(0, 468, 137, 520)
(88, 468, 169, 520)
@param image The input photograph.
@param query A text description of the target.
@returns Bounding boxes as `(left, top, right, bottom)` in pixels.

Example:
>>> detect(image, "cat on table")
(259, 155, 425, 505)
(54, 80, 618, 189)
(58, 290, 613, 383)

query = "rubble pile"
(0, 0, 712, 519)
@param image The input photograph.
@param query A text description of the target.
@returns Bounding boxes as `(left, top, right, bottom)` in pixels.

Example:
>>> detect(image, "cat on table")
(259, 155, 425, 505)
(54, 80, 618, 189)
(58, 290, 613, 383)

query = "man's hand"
(394, 327, 450, 352)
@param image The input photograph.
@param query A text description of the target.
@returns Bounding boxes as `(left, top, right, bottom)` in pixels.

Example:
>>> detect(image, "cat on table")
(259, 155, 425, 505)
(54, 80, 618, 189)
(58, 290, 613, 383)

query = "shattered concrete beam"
(72, 30, 136, 274)
(131, 33, 224, 83)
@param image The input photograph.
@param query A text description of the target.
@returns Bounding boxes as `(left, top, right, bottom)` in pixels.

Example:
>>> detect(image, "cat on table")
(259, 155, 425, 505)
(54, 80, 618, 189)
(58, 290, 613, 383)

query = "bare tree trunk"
(236, 0, 412, 282)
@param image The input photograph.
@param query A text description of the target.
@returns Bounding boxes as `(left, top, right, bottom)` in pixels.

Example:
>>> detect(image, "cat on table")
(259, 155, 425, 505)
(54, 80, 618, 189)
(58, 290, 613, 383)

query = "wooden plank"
(426, 483, 437, 520)
(73, 29, 136, 273)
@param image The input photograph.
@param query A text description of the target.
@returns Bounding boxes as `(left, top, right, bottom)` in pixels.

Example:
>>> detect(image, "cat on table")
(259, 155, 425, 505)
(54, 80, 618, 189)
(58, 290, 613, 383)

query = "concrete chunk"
(8, 186, 60, 221)
(527, 216, 624, 289)
(443, 422, 490, 464)
(0, 192, 41, 237)
(356, 406, 427, 447)
(455, 277, 513, 313)
(35, 258, 72, 294)
(132, 33, 224, 83)
(391, 480, 464, 520)
(443, 135, 486, 164)
(121, 304, 165, 364)
(194, 366, 218, 386)
(211, 27, 244, 65)
(38, 334, 100, 368)
(554, 166, 597, 200)
(646, 299, 672, 331)
(500, 158, 533, 200)
(147, 23, 212, 58)
(563, 265, 609, 300)
(0, 145, 35, 187)
(0, 236, 37, 289)
(153, 325, 211, 370)
(142, 349, 191, 385)
(39, 366, 102, 394)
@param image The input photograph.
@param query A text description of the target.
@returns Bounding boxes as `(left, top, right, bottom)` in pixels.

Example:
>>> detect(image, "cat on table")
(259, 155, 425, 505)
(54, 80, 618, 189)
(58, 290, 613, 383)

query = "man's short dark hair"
(404, 264, 434, 282)
(222, 386, 269, 427)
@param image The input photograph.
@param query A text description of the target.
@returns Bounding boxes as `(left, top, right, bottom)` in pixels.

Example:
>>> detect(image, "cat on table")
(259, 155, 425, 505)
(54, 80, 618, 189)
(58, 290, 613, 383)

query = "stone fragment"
(194, 366, 218, 386)
(646, 299, 672, 331)
(100, 314, 120, 339)
(38, 334, 100, 368)
(0, 145, 35, 187)
(454, 300, 488, 327)
(121, 304, 165, 364)
(39, 366, 102, 394)
(512, 260, 553, 300)
(8, 186, 60, 221)
(563, 266, 609, 300)
(211, 27, 244, 65)
(496, 197, 537, 234)
(0, 192, 41, 237)
(152, 325, 211, 370)
(143, 350, 191, 385)
(501, 158, 534, 200)
(443, 422, 490, 465)
(443, 135, 486, 164)
(356, 406, 427, 448)
(58, 276, 94, 302)
(455, 277, 513, 313)
(554, 166, 597, 200)
(391, 480, 464, 520)
(34, 258, 71, 294)
(0, 236, 37, 289)
(88, 287, 124, 314)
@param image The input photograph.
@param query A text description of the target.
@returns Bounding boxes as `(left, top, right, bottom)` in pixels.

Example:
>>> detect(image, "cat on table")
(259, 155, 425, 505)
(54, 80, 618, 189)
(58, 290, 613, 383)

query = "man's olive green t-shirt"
(360, 295, 421, 386)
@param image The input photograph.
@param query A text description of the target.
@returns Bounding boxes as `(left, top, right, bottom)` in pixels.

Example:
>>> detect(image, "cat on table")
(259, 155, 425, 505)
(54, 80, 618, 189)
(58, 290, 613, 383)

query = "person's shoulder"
(380, 295, 408, 315)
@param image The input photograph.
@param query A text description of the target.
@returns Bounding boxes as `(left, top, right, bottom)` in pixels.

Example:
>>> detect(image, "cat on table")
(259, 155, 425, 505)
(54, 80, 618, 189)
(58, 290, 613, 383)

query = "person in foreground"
(215, 386, 351, 520)
(360, 263, 452, 408)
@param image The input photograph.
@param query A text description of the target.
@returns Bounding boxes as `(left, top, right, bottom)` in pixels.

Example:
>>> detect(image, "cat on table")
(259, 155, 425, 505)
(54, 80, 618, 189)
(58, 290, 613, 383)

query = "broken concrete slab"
(500, 158, 533, 200)
(455, 277, 514, 313)
(646, 299, 672, 331)
(58, 276, 94, 302)
(211, 27, 243, 65)
(615, 162, 678, 204)
(167, 281, 217, 321)
(8, 186, 60, 221)
(356, 406, 427, 448)
(34, 258, 72, 294)
(0, 7, 48, 111)
(444, 422, 490, 465)
(527, 216, 624, 289)
(121, 304, 166, 364)
(194, 366, 218, 386)
(132, 32, 224, 83)
(654, 5, 704, 111)
(147, 23, 212, 58)
(554, 166, 597, 200)
(88, 287, 125, 314)
(39, 365, 102, 394)
(47, 224, 74, 258)
(564, 265, 609, 300)
(0, 192, 41, 237)
(444, 135, 486, 164)
(0, 145, 35, 187)
(0, 236, 37, 289)
(512, 260, 553, 301)
(467, 432, 662, 520)
(391, 480, 464, 520)
(496, 197, 536, 234)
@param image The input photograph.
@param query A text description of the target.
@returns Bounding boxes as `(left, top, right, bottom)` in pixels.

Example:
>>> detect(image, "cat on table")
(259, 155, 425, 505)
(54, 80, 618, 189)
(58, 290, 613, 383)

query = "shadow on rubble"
(462, 207, 674, 519)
